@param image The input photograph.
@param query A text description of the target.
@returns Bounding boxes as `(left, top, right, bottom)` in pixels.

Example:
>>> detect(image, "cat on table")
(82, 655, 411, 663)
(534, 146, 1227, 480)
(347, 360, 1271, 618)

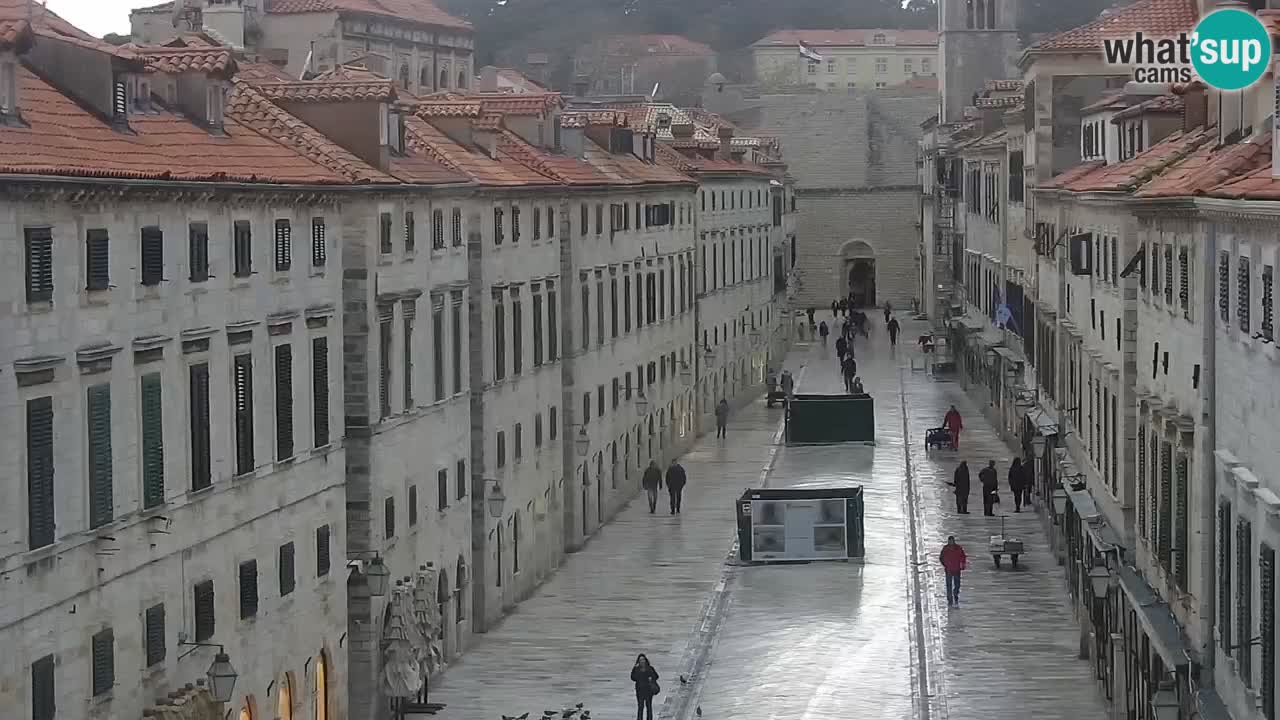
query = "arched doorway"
(313, 651, 329, 720)
(278, 674, 294, 720)
(595, 452, 604, 521)
(457, 71, 467, 89)
(439, 68, 448, 89)
(436, 568, 450, 659)
(840, 240, 876, 308)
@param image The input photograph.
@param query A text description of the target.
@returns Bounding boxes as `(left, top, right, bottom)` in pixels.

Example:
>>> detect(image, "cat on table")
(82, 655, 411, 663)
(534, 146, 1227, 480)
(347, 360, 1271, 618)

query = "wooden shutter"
(279, 542, 296, 596)
(31, 655, 55, 720)
(1220, 502, 1233, 653)
(274, 219, 292, 271)
(433, 209, 444, 249)
(409, 484, 419, 525)
(144, 603, 166, 667)
(85, 228, 110, 290)
(140, 226, 164, 286)
(1174, 454, 1189, 588)
(451, 208, 462, 246)
(311, 338, 329, 448)
(404, 308, 415, 408)
(275, 344, 294, 460)
(456, 459, 466, 500)
(91, 628, 114, 696)
(189, 222, 210, 282)
(233, 354, 255, 475)
(379, 319, 392, 416)
(87, 384, 113, 529)
(233, 220, 252, 277)
(380, 212, 393, 253)
(385, 496, 396, 538)
(24, 227, 53, 302)
(316, 525, 331, 577)
(140, 373, 165, 508)
(404, 211, 415, 252)
(311, 217, 326, 267)
(26, 396, 55, 549)
(1157, 442, 1172, 569)
(547, 206, 555, 238)
(193, 580, 215, 641)
(239, 560, 258, 619)
(189, 363, 212, 491)
(1239, 520, 1254, 682)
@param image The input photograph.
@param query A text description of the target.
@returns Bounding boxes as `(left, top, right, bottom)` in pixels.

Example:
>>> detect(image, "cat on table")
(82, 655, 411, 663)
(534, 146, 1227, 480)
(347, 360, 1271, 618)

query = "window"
(612, 378, 620, 409)
(311, 217, 326, 267)
(451, 294, 463, 393)
(581, 282, 590, 350)
(234, 353, 255, 475)
(91, 628, 114, 696)
(427, 209, 443, 250)
(140, 373, 165, 508)
(512, 291, 523, 375)
(437, 468, 448, 509)
(875, 57, 888, 73)
(826, 59, 836, 73)
(432, 298, 445, 401)
(239, 560, 258, 619)
(807, 61, 817, 74)
(596, 277, 604, 344)
(595, 204, 604, 235)
(1220, 251, 1231, 322)
(404, 306, 416, 408)
(580, 204, 588, 235)
(193, 580, 215, 641)
(597, 385, 605, 417)
(233, 220, 252, 277)
(385, 495, 396, 538)
(624, 275, 632, 333)
(1239, 519, 1254, 683)
(532, 291, 544, 366)
(380, 212, 393, 254)
(515, 423, 523, 460)
(189, 363, 212, 490)
(311, 338, 330, 448)
(314, 525, 332, 577)
(408, 484, 419, 526)
(26, 396, 54, 550)
(1240, 256, 1252, 332)
(141, 603, 166, 668)
(548, 285, 559, 361)
(451, 208, 463, 247)
(1219, 502, 1232, 646)
(275, 345, 294, 460)
(1264, 265, 1275, 341)
(274, 219, 292, 271)
(404, 211, 416, 253)
(511, 206, 521, 243)
(456, 459, 467, 500)
(549, 406, 558, 440)
(494, 207, 505, 245)
(582, 392, 591, 425)
(140, 226, 164, 286)
(533, 207, 542, 240)
(513, 513, 521, 574)
(548, 206, 556, 238)
(87, 383, 113, 529)
(922, 57, 932, 74)
(497, 430, 506, 467)
(84, 228, 111, 290)
(494, 293, 506, 381)
(379, 318, 392, 417)
(1263, 544, 1277, 718)
(279, 542, 296, 596)
(187, 222, 211, 282)
(534, 412, 543, 447)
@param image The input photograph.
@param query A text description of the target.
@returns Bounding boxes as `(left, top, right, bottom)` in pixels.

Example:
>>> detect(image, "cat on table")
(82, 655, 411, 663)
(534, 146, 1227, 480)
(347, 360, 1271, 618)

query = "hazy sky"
(46, 0, 158, 38)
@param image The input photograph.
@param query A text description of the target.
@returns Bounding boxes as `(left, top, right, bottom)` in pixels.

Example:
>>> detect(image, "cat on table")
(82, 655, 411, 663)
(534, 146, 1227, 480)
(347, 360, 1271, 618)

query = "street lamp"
(1087, 564, 1112, 597)
(679, 361, 693, 384)
(1051, 488, 1069, 516)
(575, 427, 590, 457)
(1151, 684, 1179, 720)
(364, 554, 391, 597)
(703, 344, 715, 359)
(1031, 435, 1046, 456)
(636, 392, 650, 414)
(176, 642, 239, 704)
(486, 481, 506, 519)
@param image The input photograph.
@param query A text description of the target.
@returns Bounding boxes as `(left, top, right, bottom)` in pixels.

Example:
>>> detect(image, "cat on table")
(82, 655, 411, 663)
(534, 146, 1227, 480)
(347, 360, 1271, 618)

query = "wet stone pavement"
(434, 317, 1109, 720)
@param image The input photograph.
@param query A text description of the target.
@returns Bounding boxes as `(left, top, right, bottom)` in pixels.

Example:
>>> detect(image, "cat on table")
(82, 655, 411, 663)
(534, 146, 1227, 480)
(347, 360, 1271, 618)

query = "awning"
(974, 330, 1003, 347)
(952, 316, 988, 333)
(1066, 485, 1102, 522)
(1023, 405, 1059, 435)
(1085, 519, 1124, 553)
(991, 346, 1024, 364)
(1116, 564, 1191, 668)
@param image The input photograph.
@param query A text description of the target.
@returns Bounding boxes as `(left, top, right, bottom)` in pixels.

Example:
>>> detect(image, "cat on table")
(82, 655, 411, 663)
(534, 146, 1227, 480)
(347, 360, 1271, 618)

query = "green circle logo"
(1191, 9, 1272, 91)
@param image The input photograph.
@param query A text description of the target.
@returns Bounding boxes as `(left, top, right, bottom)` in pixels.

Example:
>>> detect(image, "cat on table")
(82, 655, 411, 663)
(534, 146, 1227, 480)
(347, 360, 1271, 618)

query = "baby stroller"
(925, 426, 955, 450)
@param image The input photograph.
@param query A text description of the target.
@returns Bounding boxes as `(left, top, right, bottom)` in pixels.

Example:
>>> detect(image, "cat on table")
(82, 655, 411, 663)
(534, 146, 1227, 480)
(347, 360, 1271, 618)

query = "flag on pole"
(798, 41, 824, 63)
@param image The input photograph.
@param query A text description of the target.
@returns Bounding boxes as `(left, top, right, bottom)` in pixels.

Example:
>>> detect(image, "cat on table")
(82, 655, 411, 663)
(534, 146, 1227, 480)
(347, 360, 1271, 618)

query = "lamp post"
(486, 480, 506, 519)
(679, 361, 693, 385)
(575, 427, 590, 457)
(176, 642, 239, 704)
(636, 392, 650, 415)
(364, 554, 391, 597)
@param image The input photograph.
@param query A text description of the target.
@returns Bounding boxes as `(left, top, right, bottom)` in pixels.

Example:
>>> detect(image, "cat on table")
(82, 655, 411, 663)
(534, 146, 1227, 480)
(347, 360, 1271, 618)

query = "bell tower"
(938, 0, 1022, 123)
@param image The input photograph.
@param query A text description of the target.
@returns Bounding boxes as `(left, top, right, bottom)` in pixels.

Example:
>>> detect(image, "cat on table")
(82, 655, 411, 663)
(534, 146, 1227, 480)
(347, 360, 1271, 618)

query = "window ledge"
(272, 274, 291, 286)
(232, 278, 252, 290)
(377, 256, 394, 266)
(309, 266, 327, 278)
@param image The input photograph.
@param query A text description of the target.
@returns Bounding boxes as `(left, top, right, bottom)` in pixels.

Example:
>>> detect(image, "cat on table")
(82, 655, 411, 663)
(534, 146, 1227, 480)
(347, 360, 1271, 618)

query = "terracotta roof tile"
(1111, 94, 1184, 122)
(236, 61, 297, 83)
(0, 67, 345, 184)
(414, 100, 482, 117)
(264, 0, 470, 30)
(256, 80, 396, 103)
(1062, 126, 1215, 192)
(405, 116, 557, 186)
(139, 46, 237, 76)
(754, 28, 938, 47)
(984, 79, 1023, 92)
(311, 63, 389, 83)
(1152, 130, 1273, 199)
(439, 92, 561, 115)
(0, 0, 93, 40)
(1205, 159, 1280, 200)
(1038, 161, 1106, 190)
(473, 111, 502, 131)
(1032, 0, 1198, 52)
(1081, 91, 1130, 114)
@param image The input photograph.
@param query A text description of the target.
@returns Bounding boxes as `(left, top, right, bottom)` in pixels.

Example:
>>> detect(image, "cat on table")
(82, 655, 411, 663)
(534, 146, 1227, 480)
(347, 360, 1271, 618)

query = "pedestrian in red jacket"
(943, 405, 963, 450)
(940, 535, 968, 606)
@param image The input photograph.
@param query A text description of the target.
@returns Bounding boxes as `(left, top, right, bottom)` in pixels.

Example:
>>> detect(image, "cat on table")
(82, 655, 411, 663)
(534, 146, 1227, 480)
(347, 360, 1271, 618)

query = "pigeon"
(679, 674, 688, 685)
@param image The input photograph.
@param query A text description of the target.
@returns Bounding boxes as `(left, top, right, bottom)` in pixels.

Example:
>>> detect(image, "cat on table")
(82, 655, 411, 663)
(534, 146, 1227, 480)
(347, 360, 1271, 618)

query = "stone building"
(936, 0, 1019, 123)
(575, 34, 717, 104)
(706, 81, 935, 311)
(130, 0, 475, 91)
(751, 29, 937, 91)
(0, 18, 350, 720)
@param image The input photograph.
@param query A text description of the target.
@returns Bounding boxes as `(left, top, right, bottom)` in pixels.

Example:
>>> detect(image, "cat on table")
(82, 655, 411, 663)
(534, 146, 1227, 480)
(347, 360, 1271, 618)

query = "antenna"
(300, 49, 313, 79)
(650, 82, 660, 98)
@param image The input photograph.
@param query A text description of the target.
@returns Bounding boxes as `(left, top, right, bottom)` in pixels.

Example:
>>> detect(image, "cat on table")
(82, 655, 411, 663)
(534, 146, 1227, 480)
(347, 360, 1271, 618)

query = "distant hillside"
(437, 0, 1114, 91)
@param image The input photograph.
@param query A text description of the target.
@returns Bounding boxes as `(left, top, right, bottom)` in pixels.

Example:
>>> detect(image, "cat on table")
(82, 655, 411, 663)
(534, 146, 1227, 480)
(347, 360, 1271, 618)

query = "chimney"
(479, 66, 500, 92)
(1181, 84, 1207, 132)
(474, 127, 499, 158)
(717, 125, 734, 160)
(573, 75, 589, 98)
(560, 116, 585, 158)
(671, 122, 694, 139)
(201, 1, 247, 50)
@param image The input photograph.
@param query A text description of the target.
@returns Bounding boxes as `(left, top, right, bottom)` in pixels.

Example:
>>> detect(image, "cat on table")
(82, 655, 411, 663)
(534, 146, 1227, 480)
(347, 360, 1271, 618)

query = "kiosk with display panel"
(735, 487, 866, 563)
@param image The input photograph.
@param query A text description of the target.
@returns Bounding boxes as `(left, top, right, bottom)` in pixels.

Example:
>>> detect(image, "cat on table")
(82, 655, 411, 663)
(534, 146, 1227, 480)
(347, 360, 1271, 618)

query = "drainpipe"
(1198, 214, 1219, 688)
(999, 148, 1010, 430)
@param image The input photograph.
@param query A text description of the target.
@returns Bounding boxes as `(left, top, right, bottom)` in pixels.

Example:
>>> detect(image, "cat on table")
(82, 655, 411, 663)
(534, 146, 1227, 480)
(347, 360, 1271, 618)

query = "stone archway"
(839, 240, 877, 308)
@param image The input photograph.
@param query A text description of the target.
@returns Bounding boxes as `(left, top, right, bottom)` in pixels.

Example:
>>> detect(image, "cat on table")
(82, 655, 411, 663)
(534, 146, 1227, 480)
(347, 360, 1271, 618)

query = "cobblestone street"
(434, 317, 1110, 720)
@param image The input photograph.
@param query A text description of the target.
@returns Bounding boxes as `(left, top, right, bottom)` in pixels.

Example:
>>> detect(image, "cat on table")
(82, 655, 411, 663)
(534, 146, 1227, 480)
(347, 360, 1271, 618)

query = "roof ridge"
(403, 118, 465, 173)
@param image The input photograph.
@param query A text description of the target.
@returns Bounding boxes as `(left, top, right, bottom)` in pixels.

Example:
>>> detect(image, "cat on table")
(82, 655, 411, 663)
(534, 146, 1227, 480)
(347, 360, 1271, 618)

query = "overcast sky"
(46, 0, 155, 38)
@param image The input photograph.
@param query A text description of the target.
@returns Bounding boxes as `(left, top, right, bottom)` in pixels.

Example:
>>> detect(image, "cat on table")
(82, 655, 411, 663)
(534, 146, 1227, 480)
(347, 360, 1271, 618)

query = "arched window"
(436, 568, 450, 639)
(420, 66, 432, 90)
(278, 675, 293, 720)
(512, 512, 521, 574)
(986, 0, 996, 28)
(439, 68, 448, 89)
(457, 71, 467, 89)
(399, 64, 410, 89)
(455, 557, 467, 621)
(965, 0, 975, 28)
(314, 652, 328, 720)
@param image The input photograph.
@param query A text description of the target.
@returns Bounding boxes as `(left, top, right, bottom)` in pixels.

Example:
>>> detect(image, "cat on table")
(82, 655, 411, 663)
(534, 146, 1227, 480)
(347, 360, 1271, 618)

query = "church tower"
(938, 0, 1022, 123)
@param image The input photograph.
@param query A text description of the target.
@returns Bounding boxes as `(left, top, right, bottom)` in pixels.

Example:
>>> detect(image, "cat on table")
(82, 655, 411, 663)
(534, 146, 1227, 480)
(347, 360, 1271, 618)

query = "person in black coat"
(1009, 457, 1027, 512)
(665, 461, 687, 514)
(949, 461, 971, 514)
(631, 654, 660, 720)
(641, 461, 663, 514)
(835, 335, 848, 362)
(979, 460, 1000, 516)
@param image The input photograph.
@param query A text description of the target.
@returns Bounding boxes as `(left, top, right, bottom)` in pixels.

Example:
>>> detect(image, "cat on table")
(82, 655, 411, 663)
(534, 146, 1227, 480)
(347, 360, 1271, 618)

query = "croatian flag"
(798, 41, 824, 63)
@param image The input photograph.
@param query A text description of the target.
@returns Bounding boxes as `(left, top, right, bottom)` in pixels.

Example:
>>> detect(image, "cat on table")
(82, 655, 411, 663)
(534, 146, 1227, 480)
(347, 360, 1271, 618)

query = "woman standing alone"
(630, 654, 660, 720)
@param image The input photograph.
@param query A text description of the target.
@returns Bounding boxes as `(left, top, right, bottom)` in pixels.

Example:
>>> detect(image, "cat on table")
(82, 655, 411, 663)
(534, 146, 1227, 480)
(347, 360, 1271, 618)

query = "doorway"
(847, 259, 876, 308)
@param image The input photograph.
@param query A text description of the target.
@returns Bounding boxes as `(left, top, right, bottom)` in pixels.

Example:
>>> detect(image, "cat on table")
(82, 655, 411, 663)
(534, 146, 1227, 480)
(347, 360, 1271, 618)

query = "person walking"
(780, 370, 795, 404)
(806, 307, 816, 326)
(979, 460, 1000, 516)
(835, 335, 848, 363)
(630, 654, 661, 720)
(948, 460, 971, 513)
(818, 320, 829, 345)
(939, 536, 968, 607)
(642, 461, 663, 513)
(943, 404, 964, 450)
(765, 368, 778, 408)
(837, 298, 848, 317)
(665, 460, 687, 514)
(851, 376, 865, 394)
(715, 398, 729, 438)
(887, 316, 900, 346)
(1019, 455, 1035, 508)
(831, 299, 839, 317)
(1009, 457, 1027, 512)
(883, 301, 892, 325)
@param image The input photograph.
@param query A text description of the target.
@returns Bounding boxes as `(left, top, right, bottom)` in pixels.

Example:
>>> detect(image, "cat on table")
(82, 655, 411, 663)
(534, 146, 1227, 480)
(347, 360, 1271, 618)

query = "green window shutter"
(87, 384, 113, 529)
(315, 525, 330, 577)
(233, 354, 255, 475)
(1261, 544, 1275, 719)
(1220, 502, 1233, 652)
(85, 228, 110, 290)
(194, 579, 215, 641)
(1137, 426, 1147, 539)
(26, 396, 55, 549)
(140, 226, 164, 286)
(1157, 442, 1172, 570)
(239, 560, 258, 619)
(275, 344, 293, 460)
(25, 227, 54, 302)
(144, 603, 166, 667)
(311, 338, 329, 448)
(141, 373, 165, 508)
(1239, 520, 1254, 685)
(91, 628, 114, 696)
(31, 655, 55, 720)
(279, 542, 296, 596)
(189, 364, 212, 491)
(1174, 454, 1190, 589)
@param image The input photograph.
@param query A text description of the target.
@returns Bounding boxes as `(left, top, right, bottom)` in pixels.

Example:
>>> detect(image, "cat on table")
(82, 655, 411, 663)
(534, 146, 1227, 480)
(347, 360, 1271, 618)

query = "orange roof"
(1032, 0, 1198, 52)
(1142, 130, 1271, 198)
(1111, 94, 1184, 122)
(236, 61, 298, 83)
(257, 79, 396, 103)
(561, 110, 629, 129)
(137, 46, 237, 76)
(0, 66, 345, 184)
(1038, 161, 1106, 190)
(436, 91, 562, 115)
(754, 28, 938, 47)
(264, 0, 470, 29)
(1206, 159, 1280, 201)
(656, 141, 770, 176)
(405, 116, 558, 186)
(0, 0, 92, 40)
(1061, 127, 1214, 193)
(473, 111, 503, 131)
(415, 100, 483, 117)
